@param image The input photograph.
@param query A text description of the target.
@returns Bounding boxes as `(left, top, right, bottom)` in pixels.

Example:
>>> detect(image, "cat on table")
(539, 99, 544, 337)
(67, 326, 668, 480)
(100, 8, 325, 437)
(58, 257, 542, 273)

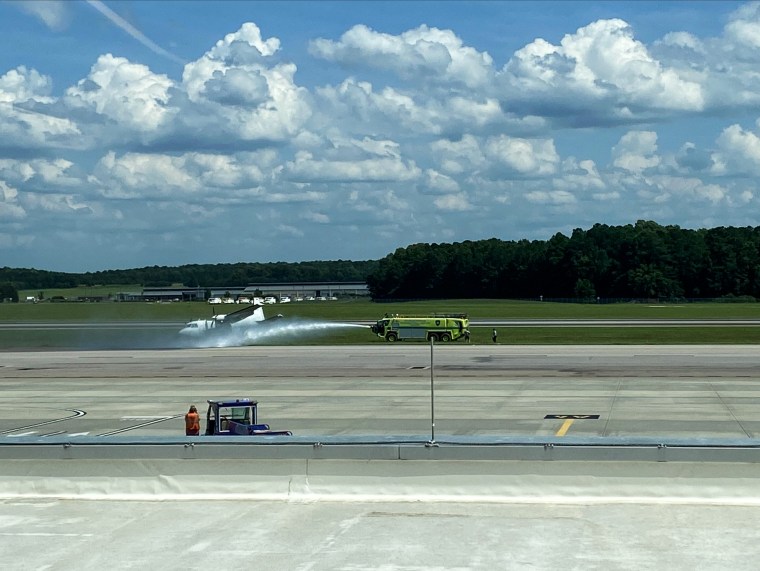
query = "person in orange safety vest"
(185, 405, 200, 436)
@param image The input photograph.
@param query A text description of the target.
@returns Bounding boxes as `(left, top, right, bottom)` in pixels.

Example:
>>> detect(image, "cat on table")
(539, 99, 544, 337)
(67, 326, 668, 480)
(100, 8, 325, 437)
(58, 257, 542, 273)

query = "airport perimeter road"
(2, 344, 760, 440)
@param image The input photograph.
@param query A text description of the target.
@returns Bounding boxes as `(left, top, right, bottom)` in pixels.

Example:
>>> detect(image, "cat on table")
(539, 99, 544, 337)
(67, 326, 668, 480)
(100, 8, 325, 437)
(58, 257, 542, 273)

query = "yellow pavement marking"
(555, 418, 574, 436)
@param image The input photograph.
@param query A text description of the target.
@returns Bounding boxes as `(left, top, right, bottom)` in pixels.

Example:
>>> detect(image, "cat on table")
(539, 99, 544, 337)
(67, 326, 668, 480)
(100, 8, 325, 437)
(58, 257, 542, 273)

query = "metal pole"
(426, 336, 437, 446)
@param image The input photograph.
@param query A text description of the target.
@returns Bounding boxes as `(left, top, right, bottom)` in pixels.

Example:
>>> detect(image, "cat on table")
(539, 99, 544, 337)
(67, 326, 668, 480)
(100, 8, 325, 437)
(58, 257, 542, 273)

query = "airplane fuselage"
(179, 305, 266, 336)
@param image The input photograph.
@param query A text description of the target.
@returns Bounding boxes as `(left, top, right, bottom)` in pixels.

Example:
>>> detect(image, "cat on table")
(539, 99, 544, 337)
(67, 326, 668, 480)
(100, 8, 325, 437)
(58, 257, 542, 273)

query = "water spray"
(183, 318, 368, 348)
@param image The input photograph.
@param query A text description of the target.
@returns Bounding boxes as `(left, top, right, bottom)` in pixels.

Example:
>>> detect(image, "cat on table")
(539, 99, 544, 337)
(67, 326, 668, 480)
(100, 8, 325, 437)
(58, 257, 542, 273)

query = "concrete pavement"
(3, 344, 760, 569)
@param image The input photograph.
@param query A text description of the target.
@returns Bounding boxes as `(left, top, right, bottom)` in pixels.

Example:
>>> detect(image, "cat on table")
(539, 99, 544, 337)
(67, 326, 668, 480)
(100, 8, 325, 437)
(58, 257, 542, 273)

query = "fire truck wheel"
(386, 332, 398, 342)
(440, 333, 451, 342)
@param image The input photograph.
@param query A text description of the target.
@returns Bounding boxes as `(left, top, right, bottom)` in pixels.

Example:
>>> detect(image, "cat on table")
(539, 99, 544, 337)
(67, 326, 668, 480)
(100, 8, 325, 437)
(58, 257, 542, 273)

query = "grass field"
(5, 297, 760, 321)
(2, 297, 760, 346)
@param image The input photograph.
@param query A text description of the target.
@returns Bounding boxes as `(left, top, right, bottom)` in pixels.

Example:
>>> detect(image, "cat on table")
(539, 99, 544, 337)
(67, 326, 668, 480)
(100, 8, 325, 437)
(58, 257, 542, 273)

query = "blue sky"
(1, 0, 758, 272)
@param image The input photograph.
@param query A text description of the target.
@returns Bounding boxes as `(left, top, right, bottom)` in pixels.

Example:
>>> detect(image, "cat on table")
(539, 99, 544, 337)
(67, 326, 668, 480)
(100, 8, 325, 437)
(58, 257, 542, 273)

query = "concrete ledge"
(3, 457, 760, 503)
(3, 437, 760, 503)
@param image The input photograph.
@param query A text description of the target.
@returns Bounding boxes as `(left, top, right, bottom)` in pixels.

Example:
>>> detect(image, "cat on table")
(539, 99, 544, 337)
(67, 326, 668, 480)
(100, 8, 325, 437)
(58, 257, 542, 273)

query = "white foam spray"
(184, 318, 368, 348)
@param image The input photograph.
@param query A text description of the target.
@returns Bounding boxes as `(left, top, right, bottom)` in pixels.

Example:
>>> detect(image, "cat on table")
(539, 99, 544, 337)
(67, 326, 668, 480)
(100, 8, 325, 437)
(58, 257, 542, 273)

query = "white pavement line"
(0, 409, 86, 435)
(0, 532, 94, 537)
(99, 414, 183, 436)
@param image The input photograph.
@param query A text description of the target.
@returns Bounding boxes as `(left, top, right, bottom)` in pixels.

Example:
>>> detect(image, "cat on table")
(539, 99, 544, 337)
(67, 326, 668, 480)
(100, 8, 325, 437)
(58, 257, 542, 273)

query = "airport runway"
(3, 344, 760, 570)
(2, 344, 760, 440)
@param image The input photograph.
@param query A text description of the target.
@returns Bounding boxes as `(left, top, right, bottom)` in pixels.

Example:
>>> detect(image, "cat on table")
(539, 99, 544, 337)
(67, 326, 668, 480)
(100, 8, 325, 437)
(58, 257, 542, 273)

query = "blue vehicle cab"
(204, 398, 292, 436)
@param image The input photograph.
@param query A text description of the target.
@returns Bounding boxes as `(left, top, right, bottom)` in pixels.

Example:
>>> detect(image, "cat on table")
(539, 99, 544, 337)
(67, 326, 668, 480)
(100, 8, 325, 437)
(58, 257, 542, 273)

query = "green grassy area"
(2, 324, 759, 348)
(486, 326, 760, 344)
(359, 298, 760, 319)
(0, 301, 197, 321)
(2, 297, 760, 347)
(4, 297, 760, 321)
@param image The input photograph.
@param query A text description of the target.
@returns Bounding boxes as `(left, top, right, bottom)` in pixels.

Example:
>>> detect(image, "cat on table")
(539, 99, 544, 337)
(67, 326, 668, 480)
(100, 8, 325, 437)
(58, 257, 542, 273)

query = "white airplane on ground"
(179, 304, 269, 336)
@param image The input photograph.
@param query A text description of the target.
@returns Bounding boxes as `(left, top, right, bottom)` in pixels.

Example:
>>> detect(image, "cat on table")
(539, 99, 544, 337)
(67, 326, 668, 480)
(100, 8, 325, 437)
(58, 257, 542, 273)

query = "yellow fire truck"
(370, 313, 469, 342)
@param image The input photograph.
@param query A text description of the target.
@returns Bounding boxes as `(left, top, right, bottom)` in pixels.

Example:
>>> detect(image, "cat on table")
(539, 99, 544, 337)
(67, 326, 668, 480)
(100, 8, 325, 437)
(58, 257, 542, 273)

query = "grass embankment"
(2, 297, 760, 346)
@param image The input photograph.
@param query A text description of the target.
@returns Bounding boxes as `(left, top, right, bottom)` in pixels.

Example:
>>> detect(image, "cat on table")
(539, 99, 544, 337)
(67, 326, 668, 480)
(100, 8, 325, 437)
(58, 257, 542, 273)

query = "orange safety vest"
(185, 412, 200, 435)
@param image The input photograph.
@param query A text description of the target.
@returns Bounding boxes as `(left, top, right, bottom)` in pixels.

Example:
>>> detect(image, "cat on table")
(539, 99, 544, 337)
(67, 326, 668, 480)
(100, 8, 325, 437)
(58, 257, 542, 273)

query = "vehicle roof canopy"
(207, 398, 258, 408)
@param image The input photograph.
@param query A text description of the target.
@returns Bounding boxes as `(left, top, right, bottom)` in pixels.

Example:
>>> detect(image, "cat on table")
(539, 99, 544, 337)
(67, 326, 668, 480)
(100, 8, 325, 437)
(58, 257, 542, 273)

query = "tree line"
(0, 260, 378, 296)
(366, 221, 760, 300)
(3, 221, 760, 302)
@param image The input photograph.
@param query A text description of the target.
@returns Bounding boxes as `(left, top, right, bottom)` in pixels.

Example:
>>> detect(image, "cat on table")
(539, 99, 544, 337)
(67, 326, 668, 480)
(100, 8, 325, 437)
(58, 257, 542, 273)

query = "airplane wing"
(220, 304, 265, 326)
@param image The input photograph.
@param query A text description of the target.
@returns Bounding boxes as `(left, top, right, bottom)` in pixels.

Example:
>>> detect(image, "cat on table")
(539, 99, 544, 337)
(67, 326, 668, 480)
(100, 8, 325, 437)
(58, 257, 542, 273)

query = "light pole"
(426, 336, 438, 447)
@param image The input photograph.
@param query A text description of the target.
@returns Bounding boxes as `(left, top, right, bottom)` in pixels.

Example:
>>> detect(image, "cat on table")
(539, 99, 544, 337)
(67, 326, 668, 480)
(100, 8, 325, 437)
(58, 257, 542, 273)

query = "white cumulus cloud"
(612, 131, 661, 173)
(285, 150, 421, 183)
(64, 54, 175, 133)
(503, 18, 704, 122)
(181, 22, 311, 142)
(484, 135, 559, 177)
(524, 189, 576, 205)
(0, 66, 54, 103)
(434, 193, 471, 211)
(0, 180, 25, 220)
(713, 124, 760, 176)
(310, 24, 493, 89)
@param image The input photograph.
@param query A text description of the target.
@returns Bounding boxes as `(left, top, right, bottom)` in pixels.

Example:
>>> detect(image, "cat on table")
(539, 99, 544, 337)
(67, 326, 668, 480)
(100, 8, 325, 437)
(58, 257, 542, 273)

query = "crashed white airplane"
(179, 304, 269, 336)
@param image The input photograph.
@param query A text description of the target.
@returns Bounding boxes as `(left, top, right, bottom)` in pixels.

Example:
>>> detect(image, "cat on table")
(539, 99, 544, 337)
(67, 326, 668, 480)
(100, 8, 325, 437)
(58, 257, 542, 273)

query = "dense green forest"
(0, 260, 378, 291)
(3, 221, 760, 301)
(368, 221, 760, 300)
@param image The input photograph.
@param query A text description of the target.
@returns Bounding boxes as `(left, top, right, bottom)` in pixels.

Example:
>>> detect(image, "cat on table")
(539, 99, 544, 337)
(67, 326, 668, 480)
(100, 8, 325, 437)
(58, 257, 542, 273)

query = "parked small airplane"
(179, 304, 269, 336)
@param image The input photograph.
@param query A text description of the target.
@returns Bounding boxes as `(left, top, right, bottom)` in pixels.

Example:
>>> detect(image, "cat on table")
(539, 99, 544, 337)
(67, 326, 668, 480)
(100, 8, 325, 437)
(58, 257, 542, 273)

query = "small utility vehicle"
(204, 398, 292, 436)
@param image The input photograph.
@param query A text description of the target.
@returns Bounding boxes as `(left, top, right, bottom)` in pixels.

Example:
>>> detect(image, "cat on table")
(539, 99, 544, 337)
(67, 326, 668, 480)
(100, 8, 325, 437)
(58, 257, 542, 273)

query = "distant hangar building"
(243, 281, 368, 299)
(132, 281, 368, 302)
